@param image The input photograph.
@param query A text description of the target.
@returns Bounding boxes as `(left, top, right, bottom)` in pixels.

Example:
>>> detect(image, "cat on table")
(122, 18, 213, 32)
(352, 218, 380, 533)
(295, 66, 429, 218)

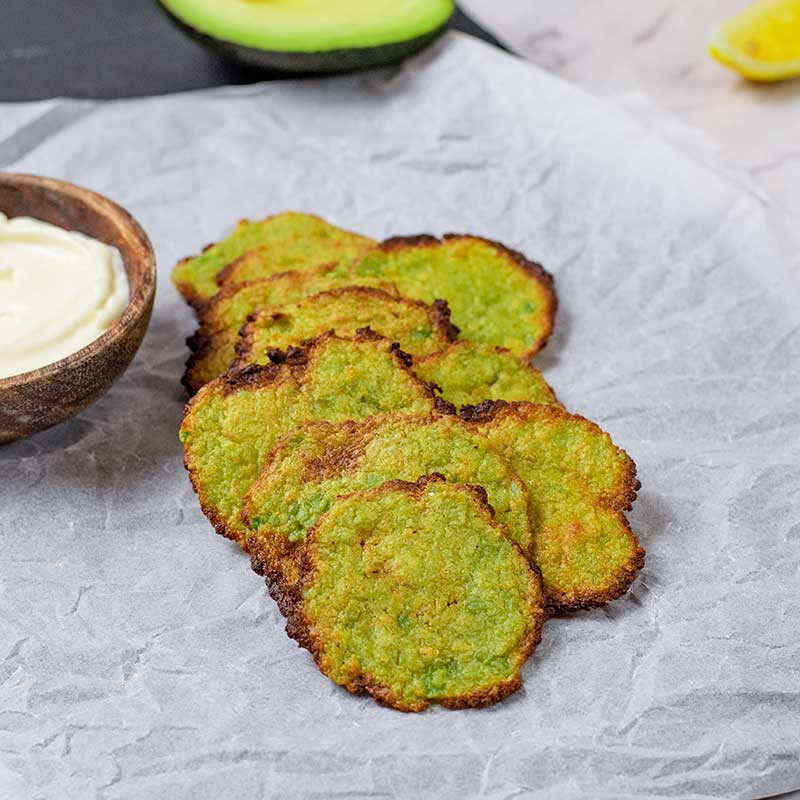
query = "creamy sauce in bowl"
(0, 212, 129, 379)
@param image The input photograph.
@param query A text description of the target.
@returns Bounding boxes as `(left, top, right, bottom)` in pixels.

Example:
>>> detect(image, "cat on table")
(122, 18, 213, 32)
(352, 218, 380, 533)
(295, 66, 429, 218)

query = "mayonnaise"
(0, 212, 129, 379)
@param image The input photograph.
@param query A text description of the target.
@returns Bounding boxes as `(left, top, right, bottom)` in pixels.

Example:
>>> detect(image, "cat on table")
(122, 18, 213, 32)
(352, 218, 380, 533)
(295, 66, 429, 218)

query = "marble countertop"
(464, 0, 800, 237)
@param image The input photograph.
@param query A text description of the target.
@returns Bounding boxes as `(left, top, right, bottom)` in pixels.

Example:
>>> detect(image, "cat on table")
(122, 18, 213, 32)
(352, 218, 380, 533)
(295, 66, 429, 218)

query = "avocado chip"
(414, 341, 560, 409)
(182, 232, 560, 394)
(275, 476, 546, 712)
(247, 402, 642, 610)
(234, 287, 458, 370)
(462, 401, 643, 610)
(245, 414, 533, 588)
(180, 331, 446, 547)
(350, 235, 557, 357)
(171, 212, 375, 309)
(183, 266, 377, 393)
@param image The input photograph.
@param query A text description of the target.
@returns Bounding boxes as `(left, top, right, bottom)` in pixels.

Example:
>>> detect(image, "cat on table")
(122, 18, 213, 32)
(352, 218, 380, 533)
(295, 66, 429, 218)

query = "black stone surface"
(0, 2, 507, 102)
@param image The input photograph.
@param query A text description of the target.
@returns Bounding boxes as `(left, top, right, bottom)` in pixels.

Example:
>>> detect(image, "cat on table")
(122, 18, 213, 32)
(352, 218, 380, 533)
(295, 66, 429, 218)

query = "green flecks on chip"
(414, 341, 560, 409)
(300, 479, 541, 711)
(243, 415, 533, 571)
(181, 334, 438, 546)
(171, 212, 375, 305)
(236, 287, 454, 368)
(473, 405, 634, 504)
(182, 234, 557, 393)
(350, 236, 555, 356)
(246, 402, 642, 610)
(467, 403, 641, 608)
(183, 267, 374, 392)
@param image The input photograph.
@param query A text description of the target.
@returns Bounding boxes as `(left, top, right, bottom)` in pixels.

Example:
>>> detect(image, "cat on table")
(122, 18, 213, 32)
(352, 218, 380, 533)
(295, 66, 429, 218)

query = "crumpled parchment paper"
(1, 32, 798, 800)
(461, 0, 800, 231)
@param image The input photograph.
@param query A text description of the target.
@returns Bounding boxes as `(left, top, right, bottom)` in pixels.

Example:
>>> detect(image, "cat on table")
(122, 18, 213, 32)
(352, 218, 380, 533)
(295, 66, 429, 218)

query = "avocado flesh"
(160, 0, 454, 55)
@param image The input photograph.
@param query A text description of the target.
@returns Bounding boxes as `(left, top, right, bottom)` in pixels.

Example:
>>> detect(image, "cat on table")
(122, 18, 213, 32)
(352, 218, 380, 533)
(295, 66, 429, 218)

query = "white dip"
(0, 212, 129, 379)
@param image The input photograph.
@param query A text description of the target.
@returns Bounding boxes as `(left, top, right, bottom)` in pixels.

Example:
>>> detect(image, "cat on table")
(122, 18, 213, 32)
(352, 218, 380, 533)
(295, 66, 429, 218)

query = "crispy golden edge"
(549, 538, 645, 613)
(242, 411, 535, 582)
(182, 269, 318, 394)
(459, 400, 644, 611)
(172, 244, 218, 314)
(183, 229, 555, 389)
(245, 398, 642, 611)
(415, 341, 562, 408)
(181, 350, 300, 551)
(365, 233, 558, 358)
(460, 400, 641, 509)
(181, 330, 454, 548)
(183, 266, 410, 394)
(216, 244, 273, 289)
(172, 211, 371, 311)
(260, 474, 547, 713)
(246, 417, 376, 578)
(231, 286, 459, 371)
(216, 225, 375, 290)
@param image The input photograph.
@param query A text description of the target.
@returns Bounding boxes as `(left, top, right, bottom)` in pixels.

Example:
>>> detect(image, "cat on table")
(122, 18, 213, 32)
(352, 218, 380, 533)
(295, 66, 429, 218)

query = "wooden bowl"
(0, 174, 156, 444)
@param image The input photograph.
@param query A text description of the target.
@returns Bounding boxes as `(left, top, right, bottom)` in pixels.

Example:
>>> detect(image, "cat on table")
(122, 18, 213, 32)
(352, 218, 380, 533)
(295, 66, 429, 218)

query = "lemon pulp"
(709, 0, 800, 81)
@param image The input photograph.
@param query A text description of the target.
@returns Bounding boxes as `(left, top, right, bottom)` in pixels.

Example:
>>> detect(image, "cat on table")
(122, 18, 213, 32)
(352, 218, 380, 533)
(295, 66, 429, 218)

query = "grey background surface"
(0, 1, 503, 101)
(1, 28, 799, 800)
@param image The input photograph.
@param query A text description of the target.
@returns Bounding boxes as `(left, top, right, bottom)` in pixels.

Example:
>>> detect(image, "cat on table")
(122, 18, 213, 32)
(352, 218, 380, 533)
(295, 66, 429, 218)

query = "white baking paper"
(461, 0, 800, 233)
(1, 33, 798, 800)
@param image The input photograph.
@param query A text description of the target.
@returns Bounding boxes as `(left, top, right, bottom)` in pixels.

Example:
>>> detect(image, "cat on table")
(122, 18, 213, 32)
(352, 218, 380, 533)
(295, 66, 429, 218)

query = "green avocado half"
(158, 0, 455, 73)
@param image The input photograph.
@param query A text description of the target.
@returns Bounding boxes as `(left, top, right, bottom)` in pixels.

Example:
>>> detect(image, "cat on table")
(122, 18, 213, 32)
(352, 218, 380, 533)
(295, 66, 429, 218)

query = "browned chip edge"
(459, 399, 644, 611)
(173, 211, 369, 311)
(172, 221, 253, 313)
(260, 474, 547, 712)
(546, 531, 645, 613)
(182, 269, 336, 395)
(180, 331, 454, 549)
(230, 286, 460, 372)
(460, 399, 641, 510)
(415, 342, 562, 409)
(172, 252, 214, 315)
(370, 233, 558, 357)
(215, 244, 270, 289)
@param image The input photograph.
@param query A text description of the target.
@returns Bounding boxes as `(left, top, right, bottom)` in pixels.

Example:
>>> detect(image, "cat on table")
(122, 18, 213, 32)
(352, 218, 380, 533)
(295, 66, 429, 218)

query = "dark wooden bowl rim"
(0, 173, 156, 390)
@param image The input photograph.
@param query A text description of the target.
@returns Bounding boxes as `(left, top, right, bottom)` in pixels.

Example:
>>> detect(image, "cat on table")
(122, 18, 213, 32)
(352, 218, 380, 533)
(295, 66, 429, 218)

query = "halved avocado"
(158, 0, 455, 74)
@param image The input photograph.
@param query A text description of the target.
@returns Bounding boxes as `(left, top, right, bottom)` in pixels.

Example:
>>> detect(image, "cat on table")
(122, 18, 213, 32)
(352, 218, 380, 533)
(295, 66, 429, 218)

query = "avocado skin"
(158, 3, 453, 74)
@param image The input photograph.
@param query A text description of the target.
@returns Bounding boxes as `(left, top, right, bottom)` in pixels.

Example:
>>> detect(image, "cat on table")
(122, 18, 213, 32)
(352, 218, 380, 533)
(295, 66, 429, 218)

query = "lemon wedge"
(709, 0, 800, 81)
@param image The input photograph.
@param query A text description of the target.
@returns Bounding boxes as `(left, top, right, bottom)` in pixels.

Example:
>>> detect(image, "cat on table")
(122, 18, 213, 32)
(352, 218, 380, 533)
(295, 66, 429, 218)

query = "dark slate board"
(0, 2, 507, 102)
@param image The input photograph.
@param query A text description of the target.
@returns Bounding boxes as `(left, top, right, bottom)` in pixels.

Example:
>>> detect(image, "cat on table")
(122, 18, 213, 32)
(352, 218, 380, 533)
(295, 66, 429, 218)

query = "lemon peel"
(709, 0, 800, 81)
